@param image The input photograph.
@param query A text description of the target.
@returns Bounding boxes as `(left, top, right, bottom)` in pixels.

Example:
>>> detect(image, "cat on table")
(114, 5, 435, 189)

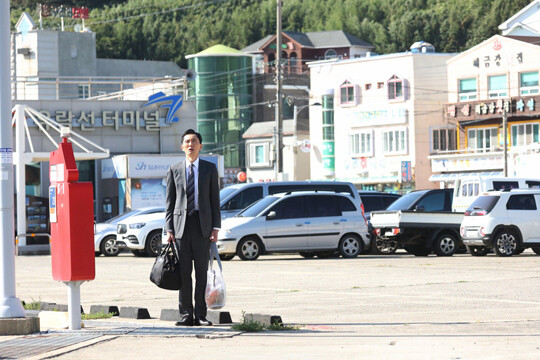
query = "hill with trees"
(10, 0, 532, 67)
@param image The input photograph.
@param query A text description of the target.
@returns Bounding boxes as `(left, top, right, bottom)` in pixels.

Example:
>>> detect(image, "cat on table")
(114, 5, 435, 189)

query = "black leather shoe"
(194, 316, 212, 326)
(175, 315, 193, 326)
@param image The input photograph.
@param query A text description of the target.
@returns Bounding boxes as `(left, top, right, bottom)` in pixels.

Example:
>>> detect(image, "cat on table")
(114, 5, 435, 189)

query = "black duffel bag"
(150, 242, 181, 290)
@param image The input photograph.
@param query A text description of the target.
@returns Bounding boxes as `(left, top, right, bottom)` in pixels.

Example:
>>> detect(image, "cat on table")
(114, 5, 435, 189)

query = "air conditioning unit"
(17, 48, 31, 55)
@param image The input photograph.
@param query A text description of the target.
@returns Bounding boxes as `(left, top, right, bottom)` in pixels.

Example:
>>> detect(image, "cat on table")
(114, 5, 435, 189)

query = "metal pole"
(503, 109, 508, 177)
(292, 105, 298, 181)
(0, 0, 26, 318)
(15, 105, 26, 248)
(275, 0, 283, 180)
(66, 281, 82, 330)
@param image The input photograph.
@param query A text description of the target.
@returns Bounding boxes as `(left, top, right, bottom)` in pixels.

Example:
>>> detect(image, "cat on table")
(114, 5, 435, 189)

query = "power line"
(87, 0, 231, 26)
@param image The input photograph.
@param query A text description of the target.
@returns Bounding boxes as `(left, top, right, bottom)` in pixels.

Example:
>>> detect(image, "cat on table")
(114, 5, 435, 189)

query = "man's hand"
(167, 231, 175, 244)
(210, 229, 219, 243)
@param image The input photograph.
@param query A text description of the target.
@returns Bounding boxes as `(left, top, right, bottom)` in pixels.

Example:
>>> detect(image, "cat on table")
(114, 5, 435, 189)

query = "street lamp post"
(1, 0, 26, 318)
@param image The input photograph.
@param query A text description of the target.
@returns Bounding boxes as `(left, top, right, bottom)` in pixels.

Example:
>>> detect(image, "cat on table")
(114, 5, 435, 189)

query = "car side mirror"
(415, 205, 425, 212)
(266, 211, 276, 220)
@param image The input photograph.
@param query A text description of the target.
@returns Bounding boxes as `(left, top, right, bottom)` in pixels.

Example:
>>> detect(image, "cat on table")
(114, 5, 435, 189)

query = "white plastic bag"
(206, 243, 226, 309)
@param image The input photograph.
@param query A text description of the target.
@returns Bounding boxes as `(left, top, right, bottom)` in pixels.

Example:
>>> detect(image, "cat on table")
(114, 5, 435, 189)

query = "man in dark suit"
(165, 129, 221, 326)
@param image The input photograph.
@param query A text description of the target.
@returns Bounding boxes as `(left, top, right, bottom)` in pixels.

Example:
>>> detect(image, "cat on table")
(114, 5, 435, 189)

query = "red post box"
(49, 137, 95, 281)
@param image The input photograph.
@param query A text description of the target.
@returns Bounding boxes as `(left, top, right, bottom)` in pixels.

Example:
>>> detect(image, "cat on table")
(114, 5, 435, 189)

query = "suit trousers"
(176, 212, 210, 318)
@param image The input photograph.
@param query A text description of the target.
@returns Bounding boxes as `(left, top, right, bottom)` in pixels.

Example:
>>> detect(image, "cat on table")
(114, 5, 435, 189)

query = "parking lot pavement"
(7, 251, 540, 359)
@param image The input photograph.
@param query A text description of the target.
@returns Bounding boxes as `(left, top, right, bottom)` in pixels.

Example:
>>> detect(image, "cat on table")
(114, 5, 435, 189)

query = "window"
(365, 83, 371, 90)
(488, 75, 507, 98)
(506, 195, 537, 210)
(467, 127, 498, 150)
(492, 181, 519, 190)
(520, 72, 539, 95)
(459, 78, 477, 101)
(511, 123, 539, 147)
(387, 75, 404, 100)
(432, 128, 457, 153)
(78, 84, 89, 99)
(340, 80, 355, 105)
(377, 82, 384, 89)
(336, 196, 357, 212)
(416, 192, 446, 211)
(249, 143, 270, 167)
(383, 129, 407, 154)
(306, 196, 340, 217)
(221, 187, 263, 211)
(349, 131, 373, 156)
(267, 196, 306, 220)
(325, 49, 337, 60)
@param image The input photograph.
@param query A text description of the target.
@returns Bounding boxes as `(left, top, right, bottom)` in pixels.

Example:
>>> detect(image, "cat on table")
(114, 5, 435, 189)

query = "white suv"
(217, 191, 370, 261)
(117, 212, 165, 257)
(460, 189, 540, 257)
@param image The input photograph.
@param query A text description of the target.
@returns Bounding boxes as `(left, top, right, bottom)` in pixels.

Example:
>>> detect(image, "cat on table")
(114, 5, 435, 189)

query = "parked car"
(116, 211, 165, 257)
(220, 181, 361, 220)
(216, 191, 371, 261)
(370, 189, 465, 256)
(94, 206, 165, 257)
(452, 176, 540, 212)
(359, 191, 401, 221)
(460, 189, 540, 256)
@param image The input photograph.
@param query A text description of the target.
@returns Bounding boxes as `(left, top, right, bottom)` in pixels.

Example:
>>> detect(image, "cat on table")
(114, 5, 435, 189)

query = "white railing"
(11, 75, 186, 101)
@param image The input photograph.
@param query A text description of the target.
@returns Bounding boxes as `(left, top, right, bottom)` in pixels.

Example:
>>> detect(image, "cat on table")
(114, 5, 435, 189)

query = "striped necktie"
(186, 164, 195, 216)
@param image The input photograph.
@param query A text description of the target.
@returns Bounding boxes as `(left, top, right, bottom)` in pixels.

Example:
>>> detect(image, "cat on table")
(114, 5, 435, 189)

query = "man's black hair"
(181, 128, 202, 144)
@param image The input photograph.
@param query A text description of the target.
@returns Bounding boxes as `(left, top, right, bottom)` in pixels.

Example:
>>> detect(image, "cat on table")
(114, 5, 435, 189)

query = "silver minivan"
(220, 181, 362, 220)
(217, 191, 371, 261)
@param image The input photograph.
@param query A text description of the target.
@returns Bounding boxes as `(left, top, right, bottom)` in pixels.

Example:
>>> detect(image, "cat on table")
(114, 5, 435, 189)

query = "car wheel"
(373, 238, 398, 255)
(338, 234, 363, 258)
(219, 254, 235, 261)
(405, 245, 431, 256)
(299, 251, 316, 258)
(532, 246, 540, 255)
(99, 235, 121, 257)
(433, 233, 457, 256)
(466, 245, 490, 256)
(493, 228, 519, 257)
(131, 250, 147, 257)
(237, 237, 262, 261)
(145, 230, 163, 257)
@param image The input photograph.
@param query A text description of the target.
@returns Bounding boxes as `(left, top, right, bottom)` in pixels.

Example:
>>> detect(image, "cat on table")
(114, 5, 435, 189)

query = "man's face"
(181, 134, 203, 158)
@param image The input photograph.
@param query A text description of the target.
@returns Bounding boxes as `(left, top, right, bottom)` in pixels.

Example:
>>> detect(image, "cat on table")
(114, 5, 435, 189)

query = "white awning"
(429, 171, 503, 182)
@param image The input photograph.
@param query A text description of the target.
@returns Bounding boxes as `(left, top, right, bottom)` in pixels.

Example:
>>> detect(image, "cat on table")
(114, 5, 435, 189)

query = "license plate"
(465, 230, 478, 238)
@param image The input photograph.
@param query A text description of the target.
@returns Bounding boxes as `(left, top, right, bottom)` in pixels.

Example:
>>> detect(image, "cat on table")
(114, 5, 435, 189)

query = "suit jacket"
(165, 159, 221, 239)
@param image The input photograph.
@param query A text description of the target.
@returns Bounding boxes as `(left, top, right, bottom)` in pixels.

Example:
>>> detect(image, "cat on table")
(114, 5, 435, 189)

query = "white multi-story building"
(430, 1, 540, 186)
(308, 44, 453, 192)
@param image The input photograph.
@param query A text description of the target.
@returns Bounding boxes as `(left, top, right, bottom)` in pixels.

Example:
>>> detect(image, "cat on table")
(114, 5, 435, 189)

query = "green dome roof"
(186, 44, 248, 58)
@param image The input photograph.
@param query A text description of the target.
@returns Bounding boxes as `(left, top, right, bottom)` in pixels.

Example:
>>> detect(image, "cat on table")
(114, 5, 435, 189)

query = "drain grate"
(130, 326, 240, 338)
(0, 321, 241, 359)
(0, 333, 101, 359)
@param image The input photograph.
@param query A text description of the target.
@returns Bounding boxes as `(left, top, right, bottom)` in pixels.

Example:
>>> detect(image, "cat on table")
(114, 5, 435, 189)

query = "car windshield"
(466, 195, 500, 213)
(236, 196, 279, 217)
(220, 187, 239, 201)
(385, 191, 427, 211)
(104, 209, 141, 224)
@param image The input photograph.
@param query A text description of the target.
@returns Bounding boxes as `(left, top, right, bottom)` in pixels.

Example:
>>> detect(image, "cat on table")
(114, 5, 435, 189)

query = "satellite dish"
(74, 24, 82, 32)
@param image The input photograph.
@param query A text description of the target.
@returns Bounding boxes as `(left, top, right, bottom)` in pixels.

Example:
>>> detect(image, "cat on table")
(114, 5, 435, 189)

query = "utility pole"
(1, 0, 26, 318)
(503, 109, 508, 177)
(275, 0, 283, 181)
